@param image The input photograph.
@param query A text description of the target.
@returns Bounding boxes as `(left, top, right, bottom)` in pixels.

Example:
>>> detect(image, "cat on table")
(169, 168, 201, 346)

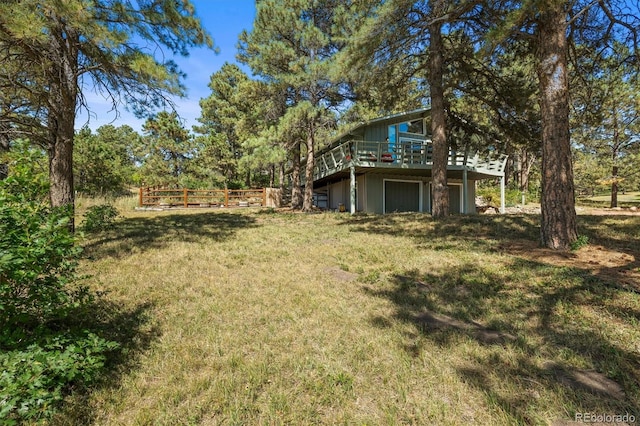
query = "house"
(305, 107, 508, 214)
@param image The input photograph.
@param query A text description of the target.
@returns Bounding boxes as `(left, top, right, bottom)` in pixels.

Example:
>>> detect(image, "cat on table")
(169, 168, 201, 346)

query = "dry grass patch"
(48, 207, 640, 425)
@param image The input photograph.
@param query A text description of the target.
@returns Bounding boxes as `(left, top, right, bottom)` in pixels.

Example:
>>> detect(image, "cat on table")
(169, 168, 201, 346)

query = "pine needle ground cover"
(52, 208, 640, 425)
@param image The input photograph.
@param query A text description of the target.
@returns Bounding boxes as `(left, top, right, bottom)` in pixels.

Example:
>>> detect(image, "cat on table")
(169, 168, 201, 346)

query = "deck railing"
(138, 187, 266, 208)
(311, 140, 507, 182)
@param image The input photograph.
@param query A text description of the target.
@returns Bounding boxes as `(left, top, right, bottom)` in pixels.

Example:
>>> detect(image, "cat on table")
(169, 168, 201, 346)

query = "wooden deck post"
(462, 168, 468, 214)
(350, 164, 356, 214)
(500, 175, 506, 214)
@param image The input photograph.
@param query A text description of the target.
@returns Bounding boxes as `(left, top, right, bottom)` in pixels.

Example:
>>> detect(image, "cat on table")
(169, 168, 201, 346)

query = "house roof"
(321, 107, 431, 153)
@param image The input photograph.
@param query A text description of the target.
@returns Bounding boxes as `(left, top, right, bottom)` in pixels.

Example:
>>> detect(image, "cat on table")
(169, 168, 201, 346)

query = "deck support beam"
(500, 175, 506, 214)
(350, 164, 356, 214)
(462, 168, 468, 214)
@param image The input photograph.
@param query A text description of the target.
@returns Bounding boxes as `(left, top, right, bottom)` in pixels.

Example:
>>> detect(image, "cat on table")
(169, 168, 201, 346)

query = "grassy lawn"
(577, 191, 640, 207)
(51, 206, 640, 425)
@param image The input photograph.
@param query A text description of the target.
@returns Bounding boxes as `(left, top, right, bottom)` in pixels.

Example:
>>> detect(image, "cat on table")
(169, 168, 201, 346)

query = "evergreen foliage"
(74, 125, 139, 196)
(238, 0, 347, 209)
(139, 111, 195, 187)
(195, 63, 255, 187)
(571, 42, 640, 205)
(0, 0, 213, 218)
(0, 148, 118, 423)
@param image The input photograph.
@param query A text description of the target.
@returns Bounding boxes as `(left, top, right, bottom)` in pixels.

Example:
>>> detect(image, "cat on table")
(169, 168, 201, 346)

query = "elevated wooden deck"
(309, 140, 508, 184)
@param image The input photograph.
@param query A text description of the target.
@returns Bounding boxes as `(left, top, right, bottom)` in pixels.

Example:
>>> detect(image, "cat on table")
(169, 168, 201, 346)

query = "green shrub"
(81, 204, 120, 233)
(477, 186, 537, 207)
(570, 234, 589, 251)
(0, 200, 80, 329)
(0, 139, 49, 203)
(0, 149, 119, 423)
(0, 334, 118, 423)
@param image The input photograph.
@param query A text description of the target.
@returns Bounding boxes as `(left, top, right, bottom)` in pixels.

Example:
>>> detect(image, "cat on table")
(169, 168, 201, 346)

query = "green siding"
(333, 174, 477, 215)
(449, 185, 461, 214)
(363, 123, 388, 142)
(366, 174, 383, 213)
(357, 174, 366, 211)
(385, 181, 420, 213)
(328, 180, 349, 210)
(463, 181, 477, 214)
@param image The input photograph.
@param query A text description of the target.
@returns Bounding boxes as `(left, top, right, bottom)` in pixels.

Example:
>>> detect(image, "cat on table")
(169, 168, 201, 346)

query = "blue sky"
(77, 0, 256, 133)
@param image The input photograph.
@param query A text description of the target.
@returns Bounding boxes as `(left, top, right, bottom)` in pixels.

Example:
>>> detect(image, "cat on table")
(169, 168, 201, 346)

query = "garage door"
(385, 180, 420, 213)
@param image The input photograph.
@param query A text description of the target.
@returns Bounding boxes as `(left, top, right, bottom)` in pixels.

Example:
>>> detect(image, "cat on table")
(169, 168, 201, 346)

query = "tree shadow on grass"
(577, 214, 640, 251)
(83, 211, 259, 259)
(363, 259, 640, 423)
(48, 297, 159, 425)
(340, 213, 541, 252)
(340, 213, 640, 254)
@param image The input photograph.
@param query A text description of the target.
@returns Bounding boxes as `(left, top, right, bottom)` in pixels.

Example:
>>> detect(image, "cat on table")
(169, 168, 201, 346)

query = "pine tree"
(571, 43, 640, 207)
(239, 0, 345, 211)
(196, 63, 252, 187)
(338, 0, 484, 218)
(489, 0, 639, 248)
(0, 0, 213, 226)
(140, 111, 194, 187)
(74, 125, 139, 196)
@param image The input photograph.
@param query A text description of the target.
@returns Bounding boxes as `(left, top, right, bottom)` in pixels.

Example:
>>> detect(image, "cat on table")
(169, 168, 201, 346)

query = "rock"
(483, 207, 497, 215)
(475, 196, 489, 207)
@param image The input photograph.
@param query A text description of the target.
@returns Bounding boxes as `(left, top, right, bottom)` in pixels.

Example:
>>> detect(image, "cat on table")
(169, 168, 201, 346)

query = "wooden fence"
(139, 187, 267, 208)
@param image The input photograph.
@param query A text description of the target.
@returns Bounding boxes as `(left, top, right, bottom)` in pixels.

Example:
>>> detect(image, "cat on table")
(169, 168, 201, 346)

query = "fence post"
(183, 188, 188, 208)
(262, 188, 267, 207)
(139, 187, 143, 207)
(224, 189, 229, 208)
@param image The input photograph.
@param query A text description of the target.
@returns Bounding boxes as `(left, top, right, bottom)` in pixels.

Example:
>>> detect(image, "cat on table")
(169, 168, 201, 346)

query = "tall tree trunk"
(0, 130, 9, 180)
(610, 165, 618, 208)
(48, 129, 74, 208)
(610, 116, 619, 208)
(429, 1, 449, 218)
(520, 149, 535, 193)
(279, 163, 285, 190)
(302, 127, 315, 212)
(504, 148, 514, 188)
(269, 164, 275, 188)
(47, 26, 78, 230)
(291, 141, 303, 209)
(537, 5, 577, 249)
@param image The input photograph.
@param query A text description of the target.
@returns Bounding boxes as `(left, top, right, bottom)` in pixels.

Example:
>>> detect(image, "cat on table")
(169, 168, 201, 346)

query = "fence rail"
(139, 187, 267, 208)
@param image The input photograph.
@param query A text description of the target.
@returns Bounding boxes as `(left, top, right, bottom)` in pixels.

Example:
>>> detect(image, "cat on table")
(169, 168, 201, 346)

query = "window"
(388, 125, 397, 143)
(396, 119, 424, 136)
(407, 119, 424, 135)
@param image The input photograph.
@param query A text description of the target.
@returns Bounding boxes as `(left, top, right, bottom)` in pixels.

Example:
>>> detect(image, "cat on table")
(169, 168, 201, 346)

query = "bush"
(0, 334, 118, 423)
(476, 185, 537, 207)
(81, 204, 120, 233)
(571, 234, 590, 251)
(0, 149, 119, 423)
(0, 200, 80, 329)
